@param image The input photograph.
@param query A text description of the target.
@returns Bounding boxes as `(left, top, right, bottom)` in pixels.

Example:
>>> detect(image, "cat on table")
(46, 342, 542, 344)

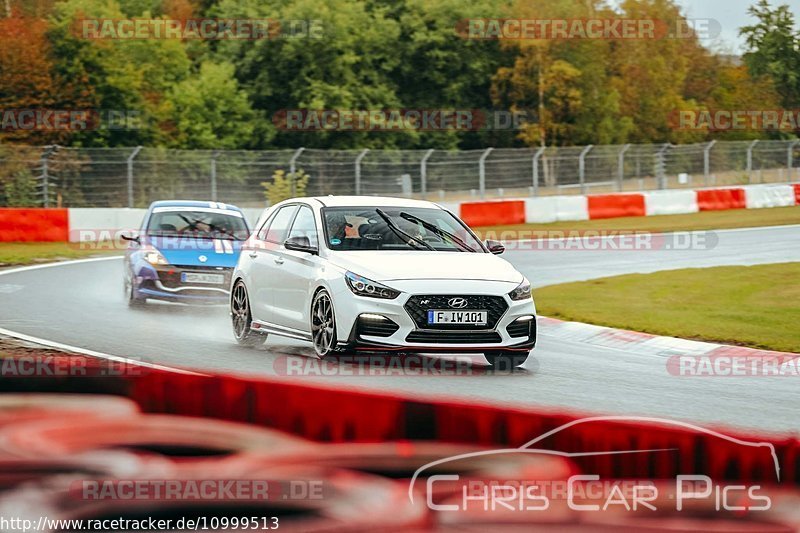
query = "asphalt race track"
(2, 225, 800, 435)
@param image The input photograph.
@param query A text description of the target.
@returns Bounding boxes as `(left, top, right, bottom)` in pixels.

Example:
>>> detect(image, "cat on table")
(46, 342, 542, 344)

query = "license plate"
(427, 310, 488, 326)
(181, 272, 225, 285)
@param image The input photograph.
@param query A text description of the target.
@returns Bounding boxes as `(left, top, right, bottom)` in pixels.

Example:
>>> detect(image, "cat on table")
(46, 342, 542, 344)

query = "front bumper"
(133, 264, 233, 303)
(331, 280, 537, 354)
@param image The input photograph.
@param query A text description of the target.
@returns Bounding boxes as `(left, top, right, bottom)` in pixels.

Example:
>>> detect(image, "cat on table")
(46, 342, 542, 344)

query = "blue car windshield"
(146, 209, 249, 240)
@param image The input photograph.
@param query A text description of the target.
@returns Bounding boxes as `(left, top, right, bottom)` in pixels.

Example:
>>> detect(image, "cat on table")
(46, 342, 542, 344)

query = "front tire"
(485, 351, 529, 370)
(125, 275, 145, 307)
(311, 289, 337, 357)
(231, 280, 266, 347)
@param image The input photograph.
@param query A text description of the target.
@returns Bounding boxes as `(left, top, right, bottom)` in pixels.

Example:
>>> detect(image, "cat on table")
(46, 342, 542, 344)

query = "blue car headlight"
(141, 245, 169, 266)
(345, 272, 400, 300)
(508, 277, 532, 301)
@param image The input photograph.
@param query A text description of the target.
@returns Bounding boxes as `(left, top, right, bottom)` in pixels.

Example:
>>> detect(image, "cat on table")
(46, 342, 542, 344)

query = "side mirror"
(120, 233, 140, 244)
(486, 239, 505, 255)
(284, 236, 317, 255)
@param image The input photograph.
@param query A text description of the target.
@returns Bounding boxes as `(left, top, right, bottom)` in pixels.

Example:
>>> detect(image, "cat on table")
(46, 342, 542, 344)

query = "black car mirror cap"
(284, 236, 318, 255)
(485, 239, 505, 255)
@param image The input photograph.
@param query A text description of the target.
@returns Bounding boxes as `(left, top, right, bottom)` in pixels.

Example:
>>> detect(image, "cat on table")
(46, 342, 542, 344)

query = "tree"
(165, 61, 260, 149)
(740, 0, 800, 109)
(213, 0, 411, 149)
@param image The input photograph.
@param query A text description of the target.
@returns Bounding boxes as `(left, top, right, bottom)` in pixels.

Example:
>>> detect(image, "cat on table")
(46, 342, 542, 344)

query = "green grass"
(0, 242, 121, 267)
(535, 263, 800, 353)
(475, 206, 800, 237)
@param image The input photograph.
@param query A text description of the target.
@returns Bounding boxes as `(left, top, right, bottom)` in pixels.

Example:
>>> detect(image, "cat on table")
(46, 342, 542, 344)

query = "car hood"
(145, 236, 242, 268)
(326, 251, 524, 283)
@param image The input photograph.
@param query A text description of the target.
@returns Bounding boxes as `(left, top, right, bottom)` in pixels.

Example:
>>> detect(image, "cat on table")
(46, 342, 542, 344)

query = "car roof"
(304, 196, 443, 209)
(148, 200, 243, 212)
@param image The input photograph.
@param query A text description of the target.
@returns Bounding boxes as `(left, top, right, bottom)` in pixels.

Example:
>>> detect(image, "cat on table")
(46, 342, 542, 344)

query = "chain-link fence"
(1, 141, 799, 208)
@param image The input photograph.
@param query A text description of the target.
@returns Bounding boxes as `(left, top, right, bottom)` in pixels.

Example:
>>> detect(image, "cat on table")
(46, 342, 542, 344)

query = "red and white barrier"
(0, 209, 69, 242)
(644, 190, 699, 216)
(460, 182, 800, 227)
(1, 183, 799, 242)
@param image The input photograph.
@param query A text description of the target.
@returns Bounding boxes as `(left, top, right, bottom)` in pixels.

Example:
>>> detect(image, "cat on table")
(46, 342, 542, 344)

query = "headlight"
(142, 246, 169, 266)
(345, 271, 400, 300)
(509, 277, 532, 301)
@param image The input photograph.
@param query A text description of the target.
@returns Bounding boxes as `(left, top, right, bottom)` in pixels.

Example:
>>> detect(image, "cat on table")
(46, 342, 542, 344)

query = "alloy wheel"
(311, 291, 336, 356)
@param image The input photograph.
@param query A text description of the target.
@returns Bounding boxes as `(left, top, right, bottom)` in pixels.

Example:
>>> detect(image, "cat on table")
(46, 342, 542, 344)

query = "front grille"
(507, 319, 534, 338)
(404, 295, 508, 330)
(357, 317, 400, 338)
(405, 331, 502, 344)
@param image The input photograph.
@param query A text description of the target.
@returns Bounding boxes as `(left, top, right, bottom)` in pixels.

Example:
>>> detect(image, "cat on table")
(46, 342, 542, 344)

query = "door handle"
(274, 257, 285, 265)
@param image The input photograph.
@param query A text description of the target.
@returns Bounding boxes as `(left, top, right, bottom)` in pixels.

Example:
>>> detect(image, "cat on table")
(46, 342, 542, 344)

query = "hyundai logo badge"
(448, 297, 468, 309)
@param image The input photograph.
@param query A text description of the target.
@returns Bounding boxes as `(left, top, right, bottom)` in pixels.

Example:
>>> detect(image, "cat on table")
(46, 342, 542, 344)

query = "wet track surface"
(2, 225, 800, 435)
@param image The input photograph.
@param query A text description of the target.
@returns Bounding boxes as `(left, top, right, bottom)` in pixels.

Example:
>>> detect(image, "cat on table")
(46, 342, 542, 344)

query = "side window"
(256, 211, 276, 241)
(263, 205, 298, 244)
(287, 206, 318, 248)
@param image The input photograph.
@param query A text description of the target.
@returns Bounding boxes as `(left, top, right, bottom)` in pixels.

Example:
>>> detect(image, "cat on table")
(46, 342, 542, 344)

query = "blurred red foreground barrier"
(1, 356, 798, 486)
(0, 208, 69, 242)
(588, 194, 646, 220)
(0, 393, 139, 428)
(460, 200, 525, 227)
(697, 188, 746, 211)
(128, 369, 800, 486)
(1, 464, 428, 532)
(0, 414, 312, 463)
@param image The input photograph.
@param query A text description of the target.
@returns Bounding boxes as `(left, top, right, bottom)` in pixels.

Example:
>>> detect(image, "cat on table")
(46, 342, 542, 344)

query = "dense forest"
(0, 0, 798, 150)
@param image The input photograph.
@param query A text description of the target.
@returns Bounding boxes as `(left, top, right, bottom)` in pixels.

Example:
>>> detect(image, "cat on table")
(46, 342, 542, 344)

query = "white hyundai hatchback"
(230, 196, 536, 367)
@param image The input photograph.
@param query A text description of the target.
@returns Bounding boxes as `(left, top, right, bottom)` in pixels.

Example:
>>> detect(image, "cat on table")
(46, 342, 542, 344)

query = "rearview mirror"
(284, 236, 317, 255)
(485, 240, 505, 255)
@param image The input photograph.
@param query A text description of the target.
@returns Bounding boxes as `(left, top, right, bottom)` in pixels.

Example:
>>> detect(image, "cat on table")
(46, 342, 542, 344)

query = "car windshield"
(323, 207, 484, 252)
(146, 209, 249, 240)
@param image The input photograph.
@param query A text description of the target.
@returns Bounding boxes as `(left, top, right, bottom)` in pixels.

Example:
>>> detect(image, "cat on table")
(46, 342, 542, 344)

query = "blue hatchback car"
(123, 201, 251, 305)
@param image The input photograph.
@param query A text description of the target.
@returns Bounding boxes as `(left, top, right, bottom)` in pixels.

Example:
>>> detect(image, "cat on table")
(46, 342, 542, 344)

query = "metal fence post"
(210, 150, 220, 201)
(354, 149, 369, 195)
(289, 147, 305, 197)
(703, 140, 716, 186)
(38, 145, 57, 208)
(478, 148, 493, 199)
(578, 145, 593, 194)
(532, 147, 545, 197)
(127, 146, 142, 208)
(617, 144, 631, 192)
(420, 149, 434, 199)
(746, 140, 759, 183)
(788, 140, 799, 180)
(655, 143, 670, 190)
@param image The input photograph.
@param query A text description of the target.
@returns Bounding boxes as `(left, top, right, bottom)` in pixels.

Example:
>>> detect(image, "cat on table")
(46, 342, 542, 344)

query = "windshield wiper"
(375, 209, 435, 251)
(178, 214, 241, 240)
(399, 212, 476, 252)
